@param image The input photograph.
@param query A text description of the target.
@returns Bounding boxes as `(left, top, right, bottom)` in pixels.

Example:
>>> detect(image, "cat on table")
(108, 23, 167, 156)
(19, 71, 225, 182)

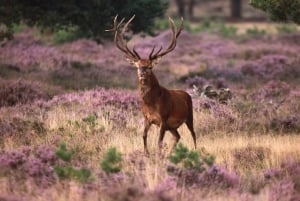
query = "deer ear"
(151, 57, 162, 66)
(126, 58, 137, 65)
(126, 58, 139, 67)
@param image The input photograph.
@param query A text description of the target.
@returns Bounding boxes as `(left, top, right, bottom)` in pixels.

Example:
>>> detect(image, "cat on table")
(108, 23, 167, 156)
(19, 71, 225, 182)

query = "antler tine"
(149, 17, 184, 60)
(122, 15, 135, 35)
(176, 17, 184, 38)
(133, 46, 141, 59)
(107, 14, 140, 60)
(149, 46, 156, 59)
(150, 46, 163, 59)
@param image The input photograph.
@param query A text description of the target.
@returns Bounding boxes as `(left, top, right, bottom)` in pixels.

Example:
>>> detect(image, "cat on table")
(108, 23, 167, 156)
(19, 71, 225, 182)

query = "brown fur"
(136, 60, 197, 154)
(107, 16, 196, 154)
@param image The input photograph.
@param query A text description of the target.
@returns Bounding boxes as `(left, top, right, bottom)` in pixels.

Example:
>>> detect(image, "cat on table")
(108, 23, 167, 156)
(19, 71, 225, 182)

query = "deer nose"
(138, 67, 147, 77)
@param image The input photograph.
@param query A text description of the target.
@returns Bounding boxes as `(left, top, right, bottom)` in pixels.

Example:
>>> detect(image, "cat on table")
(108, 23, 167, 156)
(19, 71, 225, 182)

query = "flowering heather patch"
(200, 165, 240, 189)
(233, 146, 271, 169)
(0, 79, 51, 107)
(241, 54, 290, 79)
(270, 115, 300, 132)
(44, 87, 139, 109)
(0, 145, 57, 187)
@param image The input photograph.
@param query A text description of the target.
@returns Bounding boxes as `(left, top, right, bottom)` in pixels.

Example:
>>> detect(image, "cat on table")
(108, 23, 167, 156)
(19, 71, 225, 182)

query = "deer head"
(106, 15, 184, 84)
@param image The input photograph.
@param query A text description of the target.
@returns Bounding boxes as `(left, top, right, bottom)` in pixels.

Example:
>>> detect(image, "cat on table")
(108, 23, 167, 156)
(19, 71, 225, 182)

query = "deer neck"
(138, 71, 161, 104)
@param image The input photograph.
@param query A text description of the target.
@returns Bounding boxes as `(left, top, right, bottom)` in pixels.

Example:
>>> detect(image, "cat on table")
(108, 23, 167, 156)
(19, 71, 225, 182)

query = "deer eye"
(140, 66, 152, 71)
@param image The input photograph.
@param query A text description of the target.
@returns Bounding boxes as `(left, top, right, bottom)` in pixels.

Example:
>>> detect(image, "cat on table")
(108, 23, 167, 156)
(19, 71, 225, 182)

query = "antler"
(149, 17, 184, 60)
(106, 15, 141, 60)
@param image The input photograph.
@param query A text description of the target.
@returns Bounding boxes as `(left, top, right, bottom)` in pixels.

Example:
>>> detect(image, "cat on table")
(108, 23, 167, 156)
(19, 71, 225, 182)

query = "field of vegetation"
(0, 21, 300, 200)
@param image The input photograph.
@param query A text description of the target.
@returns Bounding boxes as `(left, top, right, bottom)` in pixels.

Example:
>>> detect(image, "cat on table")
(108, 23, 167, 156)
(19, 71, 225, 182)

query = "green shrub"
(55, 142, 75, 162)
(168, 143, 215, 171)
(12, 22, 27, 33)
(154, 18, 192, 32)
(54, 142, 93, 183)
(82, 113, 97, 127)
(52, 27, 79, 44)
(276, 24, 298, 34)
(193, 18, 237, 38)
(245, 27, 266, 37)
(100, 147, 122, 174)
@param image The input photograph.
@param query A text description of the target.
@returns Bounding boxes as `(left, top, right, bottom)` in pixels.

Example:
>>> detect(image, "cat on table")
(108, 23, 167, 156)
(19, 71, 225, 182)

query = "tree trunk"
(188, 0, 195, 20)
(175, 0, 185, 17)
(230, 0, 242, 19)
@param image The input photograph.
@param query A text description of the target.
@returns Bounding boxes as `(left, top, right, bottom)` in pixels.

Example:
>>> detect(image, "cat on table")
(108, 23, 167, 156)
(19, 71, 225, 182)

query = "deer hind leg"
(143, 120, 151, 155)
(170, 129, 181, 153)
(185, 117, 197, 150)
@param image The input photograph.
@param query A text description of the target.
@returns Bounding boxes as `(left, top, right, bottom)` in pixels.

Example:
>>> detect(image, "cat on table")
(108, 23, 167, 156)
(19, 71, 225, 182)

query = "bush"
(52, 27, 79, 44)
(168, 143, 215, 171)
(276, 24, 298, 34)
(0, 79, 51, 107)
(54, 142, 93, 183)
(100, 147, 122, 174)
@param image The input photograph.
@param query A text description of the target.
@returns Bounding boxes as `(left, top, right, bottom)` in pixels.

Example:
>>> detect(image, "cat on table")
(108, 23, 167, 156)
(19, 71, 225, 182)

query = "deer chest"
(142, 107, 162, 126)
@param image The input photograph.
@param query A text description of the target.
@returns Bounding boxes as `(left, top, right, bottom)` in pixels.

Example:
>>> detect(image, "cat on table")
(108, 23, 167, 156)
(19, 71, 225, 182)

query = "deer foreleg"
(158, 124, 167, 153)
(143, 120, 151, 155)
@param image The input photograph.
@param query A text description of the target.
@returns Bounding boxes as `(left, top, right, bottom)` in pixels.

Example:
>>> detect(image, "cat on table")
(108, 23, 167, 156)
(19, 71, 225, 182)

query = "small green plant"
(154, 18, 192, 32)
(12, 22, 27, 33)
(55, 142, 75, 162)
(54, 142, 93, 183)
(276, 24, 298, 34)
(82, 113, 97, 127)
(52, 26, 79, 44)
(168, 143, 215, 171)
(100, 147, 122, 174)
(193, 18, 237, 38)
(245, 27, 266, 37)
(219, 24, 238, 38)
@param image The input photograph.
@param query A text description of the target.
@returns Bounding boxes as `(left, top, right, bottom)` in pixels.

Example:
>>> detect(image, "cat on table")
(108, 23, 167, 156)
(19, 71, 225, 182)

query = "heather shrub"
(104, 185, 173, 201)
(0, 145, 57, 187)
(256, 80, 290, 101)
(263, 160, 300, 200)
(200, 165, 240, 189)
(241, 54, 289, 80)
(269, 180, 300, 201)
(242, 172, 266, 194)
(0, 79, 51, 107)
(233, 146, 271, 169)
(0, 117, 48, 144)
(270, 115, 300, 133)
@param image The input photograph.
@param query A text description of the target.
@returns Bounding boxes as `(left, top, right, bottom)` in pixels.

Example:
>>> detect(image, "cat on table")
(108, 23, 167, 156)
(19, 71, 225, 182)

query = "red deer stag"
(107, 15, 197, 155)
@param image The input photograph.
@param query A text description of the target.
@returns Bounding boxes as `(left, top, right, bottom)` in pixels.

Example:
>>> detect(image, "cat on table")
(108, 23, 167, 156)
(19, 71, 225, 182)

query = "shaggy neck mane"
(138, 72, 161, 105)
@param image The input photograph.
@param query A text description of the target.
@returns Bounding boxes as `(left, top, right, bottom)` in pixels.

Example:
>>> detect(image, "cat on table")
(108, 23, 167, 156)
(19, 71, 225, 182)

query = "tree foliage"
(0, 0, 168, 41)
(250, 0, 300, 24)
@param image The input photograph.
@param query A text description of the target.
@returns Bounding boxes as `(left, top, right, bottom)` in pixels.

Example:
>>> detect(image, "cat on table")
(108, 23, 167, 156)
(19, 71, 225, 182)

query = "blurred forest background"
(1, 0, 299, 43)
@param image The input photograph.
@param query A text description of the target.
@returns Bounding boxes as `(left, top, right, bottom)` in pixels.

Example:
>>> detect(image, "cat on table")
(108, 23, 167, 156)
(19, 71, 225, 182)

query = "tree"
(250, 0, 300, 24)
(0, 0, 169, 41)
(230, 0, 242, 19)
(174, 0, 197, 20)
